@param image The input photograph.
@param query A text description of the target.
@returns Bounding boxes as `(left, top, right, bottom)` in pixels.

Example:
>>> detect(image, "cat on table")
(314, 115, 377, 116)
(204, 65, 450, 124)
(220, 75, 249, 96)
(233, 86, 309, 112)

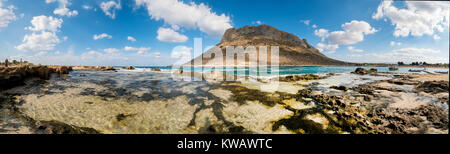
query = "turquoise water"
(123, 66, 449, 77)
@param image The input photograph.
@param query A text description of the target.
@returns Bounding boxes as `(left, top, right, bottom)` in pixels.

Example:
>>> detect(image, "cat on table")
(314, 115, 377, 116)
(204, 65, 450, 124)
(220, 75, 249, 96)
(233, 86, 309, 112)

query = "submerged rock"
(34, 120, 99, 134)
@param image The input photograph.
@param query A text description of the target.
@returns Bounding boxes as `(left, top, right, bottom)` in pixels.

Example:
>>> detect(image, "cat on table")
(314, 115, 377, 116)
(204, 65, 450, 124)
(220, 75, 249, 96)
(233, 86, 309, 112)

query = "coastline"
(1, 65, 448, 134)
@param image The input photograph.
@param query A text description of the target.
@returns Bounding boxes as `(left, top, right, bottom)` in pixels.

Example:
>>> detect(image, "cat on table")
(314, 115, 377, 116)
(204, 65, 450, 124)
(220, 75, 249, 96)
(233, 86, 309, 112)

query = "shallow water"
(129, 66, 449, 77)
(7, 68, 447, 134)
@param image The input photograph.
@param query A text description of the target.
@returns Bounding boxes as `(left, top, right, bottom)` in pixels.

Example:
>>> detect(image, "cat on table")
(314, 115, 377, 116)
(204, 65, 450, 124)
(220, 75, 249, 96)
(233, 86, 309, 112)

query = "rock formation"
(184, 25, 350, 66)
(0, 65, 72, 89)
(123, 66, 135, 70)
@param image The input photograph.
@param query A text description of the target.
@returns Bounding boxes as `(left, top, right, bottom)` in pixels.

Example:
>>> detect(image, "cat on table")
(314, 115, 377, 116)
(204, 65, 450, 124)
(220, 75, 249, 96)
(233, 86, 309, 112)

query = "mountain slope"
(184, 25, 350, 66)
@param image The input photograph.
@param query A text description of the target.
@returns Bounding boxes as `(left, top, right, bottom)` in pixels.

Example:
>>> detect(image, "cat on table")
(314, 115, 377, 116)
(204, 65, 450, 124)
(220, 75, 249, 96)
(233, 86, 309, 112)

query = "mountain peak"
(220, 25, 314, 49)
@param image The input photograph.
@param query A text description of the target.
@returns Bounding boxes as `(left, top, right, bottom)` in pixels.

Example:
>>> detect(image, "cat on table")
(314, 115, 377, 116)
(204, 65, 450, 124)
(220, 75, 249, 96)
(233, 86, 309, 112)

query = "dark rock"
(122, 66, 135, 70)
(416, 81, 449, 94)
(330, 85, 349, 91)
(116, 113, 135, 121)
(353, 68, 377, 75)
(35, 120, 99, 134)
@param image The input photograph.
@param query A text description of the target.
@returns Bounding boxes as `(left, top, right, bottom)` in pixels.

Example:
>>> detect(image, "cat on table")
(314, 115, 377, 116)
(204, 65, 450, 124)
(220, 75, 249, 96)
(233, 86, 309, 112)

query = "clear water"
(119, 66, 449, 77)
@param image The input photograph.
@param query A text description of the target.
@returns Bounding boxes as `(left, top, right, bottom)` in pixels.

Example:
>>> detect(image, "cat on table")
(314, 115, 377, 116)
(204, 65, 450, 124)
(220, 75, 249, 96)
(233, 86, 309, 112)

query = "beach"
(0, 65, 448, 134)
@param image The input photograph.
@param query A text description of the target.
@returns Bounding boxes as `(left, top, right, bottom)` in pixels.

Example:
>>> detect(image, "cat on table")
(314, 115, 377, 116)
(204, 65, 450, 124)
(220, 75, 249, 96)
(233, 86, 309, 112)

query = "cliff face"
(184, 25, 349, 66)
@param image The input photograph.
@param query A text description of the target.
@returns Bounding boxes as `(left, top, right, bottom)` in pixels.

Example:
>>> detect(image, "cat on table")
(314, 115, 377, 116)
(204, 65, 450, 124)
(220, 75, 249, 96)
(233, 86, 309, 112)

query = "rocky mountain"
(184, 25, 350, 66)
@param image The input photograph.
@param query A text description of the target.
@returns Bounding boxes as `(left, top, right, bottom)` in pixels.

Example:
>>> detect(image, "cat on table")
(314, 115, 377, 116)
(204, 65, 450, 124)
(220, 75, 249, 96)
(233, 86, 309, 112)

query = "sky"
(0, 0, 449, 66)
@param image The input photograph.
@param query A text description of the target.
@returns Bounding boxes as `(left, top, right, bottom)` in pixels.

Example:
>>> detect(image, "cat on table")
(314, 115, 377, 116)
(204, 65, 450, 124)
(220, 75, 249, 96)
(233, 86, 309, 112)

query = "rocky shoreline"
(0, 65, 72, 90)
(1, 66, 448, 134)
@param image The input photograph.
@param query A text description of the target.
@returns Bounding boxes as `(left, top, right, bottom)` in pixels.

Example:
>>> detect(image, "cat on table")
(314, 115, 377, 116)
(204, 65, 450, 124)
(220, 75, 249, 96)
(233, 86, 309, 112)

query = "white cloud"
(314, 29, 329, 41)
(327, 51, 336, 54)
(16, 15, 63, 51)
(390, 41, 402, 46)
(347, 46, 363, 53)
(314, 20, 376, 53)
(171, 46, 192, 65)
(0, 4, 16, 29)
(124, 46, 151, 54)
(156, 27, 188, 43)
(135, 0, 232, 38)
(150, 52, 161, 58)
(54, 7, 78, 17)
(103, 48, 120, 54)
(100, 0, 121, 19)
(433, 35, 441, 40)
(46, 0, 78, 17)
(35, 51, 48, 57)
(26, 15, 63, 32)
(127, 36, 136, 42)
(252, 20, 262, 25)
(93, 33, 112, 40)
(316, 42, 338, 52)
(344, 47, 446, 63)
(312, 24, 317, 29)
(301, 20, 310, 25)
(82, 5, 92, 10)
(16, 31, 61, 51)
(373, 1, 449, 37)
(328, 20, 377, 45)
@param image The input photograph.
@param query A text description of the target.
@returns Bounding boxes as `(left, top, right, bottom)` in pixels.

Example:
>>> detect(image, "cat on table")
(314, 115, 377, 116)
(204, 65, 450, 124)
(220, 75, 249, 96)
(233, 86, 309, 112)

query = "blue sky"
(0, 0, 448, 66)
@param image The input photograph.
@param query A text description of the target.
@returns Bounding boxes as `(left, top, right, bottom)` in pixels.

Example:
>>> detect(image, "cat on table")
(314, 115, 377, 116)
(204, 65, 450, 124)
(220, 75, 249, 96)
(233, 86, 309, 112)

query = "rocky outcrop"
(416, 81, 449, 94)
(184, 25, 350, 66)
(279, 74, 324, 81)
(151, 68, 161, 71)
(352, 68, 378, 75)
(122, 66, 135, 70)
(0, 65, 72, 89)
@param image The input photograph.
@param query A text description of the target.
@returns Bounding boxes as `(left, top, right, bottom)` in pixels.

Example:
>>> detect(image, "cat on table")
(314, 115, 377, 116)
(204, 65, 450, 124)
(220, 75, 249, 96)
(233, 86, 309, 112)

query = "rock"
(122, 66, 135, 70)
(416, 81, 449, 94)
(353, 68, 379, 75)
(152, 68, 161, 71)
(280, 74, 322, 81)
(0, 65, 73, 90)
(330, 85, 349, 91)
(369, 104, 448, 134)
(351, 85, 375, 95)
(353, 68, 370, 75)
(34, 120, 99, 134)
(174, 69, 183, 74)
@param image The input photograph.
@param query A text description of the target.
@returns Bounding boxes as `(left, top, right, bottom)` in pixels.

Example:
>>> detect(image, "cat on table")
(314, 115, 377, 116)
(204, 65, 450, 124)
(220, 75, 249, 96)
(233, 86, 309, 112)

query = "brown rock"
(122, 66, 135, 70)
